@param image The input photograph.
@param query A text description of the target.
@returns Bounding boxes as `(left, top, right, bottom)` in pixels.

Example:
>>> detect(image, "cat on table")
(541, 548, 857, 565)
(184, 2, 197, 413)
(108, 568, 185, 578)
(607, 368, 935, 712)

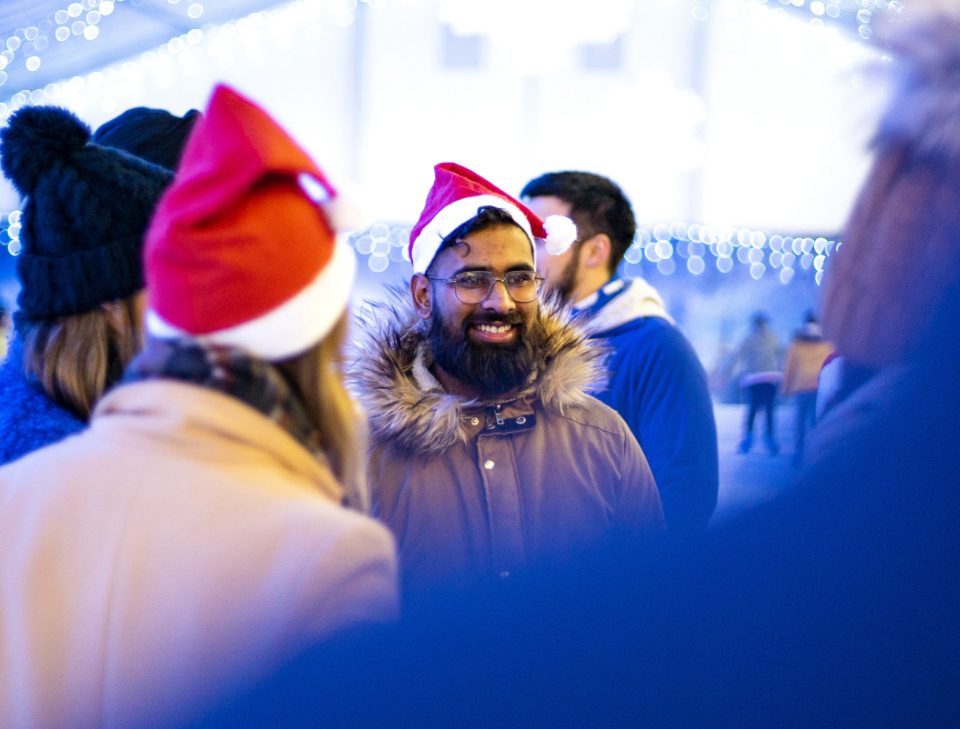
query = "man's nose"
(482, 278, 516, 313)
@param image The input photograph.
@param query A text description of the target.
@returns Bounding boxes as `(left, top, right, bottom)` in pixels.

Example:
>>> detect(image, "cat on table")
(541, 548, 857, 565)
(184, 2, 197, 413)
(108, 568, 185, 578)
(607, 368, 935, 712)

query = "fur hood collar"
(347, 288, 608, 455)
(875, 9, 960, 160)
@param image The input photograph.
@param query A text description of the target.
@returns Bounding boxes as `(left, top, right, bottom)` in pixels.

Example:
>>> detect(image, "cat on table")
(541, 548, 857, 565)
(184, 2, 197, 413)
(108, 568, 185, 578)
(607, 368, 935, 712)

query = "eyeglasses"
(426, 270, 545, 304)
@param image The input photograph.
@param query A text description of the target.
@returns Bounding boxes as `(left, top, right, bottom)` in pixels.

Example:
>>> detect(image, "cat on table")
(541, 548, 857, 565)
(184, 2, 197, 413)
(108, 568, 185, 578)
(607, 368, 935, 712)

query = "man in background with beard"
(350, 162, 663, 592)
(521, 172, 718, 535)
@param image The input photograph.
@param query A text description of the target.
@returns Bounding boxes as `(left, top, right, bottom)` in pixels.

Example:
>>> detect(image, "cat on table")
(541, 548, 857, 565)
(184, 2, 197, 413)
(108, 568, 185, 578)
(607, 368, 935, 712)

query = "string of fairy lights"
(341, 222, 838, 285)
(0, 0, 901, 105)
(625, 224, 837, 286)
(0, 212, 835, 285)
(0, 0, 365, 117)
(757, 0, 904, 40)
(0, 0, 119, 91)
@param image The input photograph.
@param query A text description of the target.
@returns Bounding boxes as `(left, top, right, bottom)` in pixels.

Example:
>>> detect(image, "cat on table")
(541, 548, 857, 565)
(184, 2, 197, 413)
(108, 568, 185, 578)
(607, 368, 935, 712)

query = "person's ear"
(581, 233, 612, 270)
(101, 290, 148, 336)
(101, 298, 131, 334)
(411, 274, 433, 320)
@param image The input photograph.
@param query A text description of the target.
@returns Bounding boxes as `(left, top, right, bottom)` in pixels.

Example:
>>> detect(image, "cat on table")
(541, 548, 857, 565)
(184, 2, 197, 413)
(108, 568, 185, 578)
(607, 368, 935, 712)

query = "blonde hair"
(20, 296, 142, 419)
(277, 314, 366, 511)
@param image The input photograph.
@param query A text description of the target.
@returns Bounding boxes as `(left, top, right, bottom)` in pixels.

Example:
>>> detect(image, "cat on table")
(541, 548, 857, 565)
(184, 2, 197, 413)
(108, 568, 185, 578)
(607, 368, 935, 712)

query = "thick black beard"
(427, 309, 544, 399)
(554, 244, 582, 304)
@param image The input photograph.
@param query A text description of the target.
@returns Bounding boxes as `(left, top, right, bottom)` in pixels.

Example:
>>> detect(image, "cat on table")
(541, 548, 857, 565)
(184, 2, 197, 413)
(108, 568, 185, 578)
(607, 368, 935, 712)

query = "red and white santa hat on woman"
(407, 162, 577, 274)
(144, 84, 357, 361)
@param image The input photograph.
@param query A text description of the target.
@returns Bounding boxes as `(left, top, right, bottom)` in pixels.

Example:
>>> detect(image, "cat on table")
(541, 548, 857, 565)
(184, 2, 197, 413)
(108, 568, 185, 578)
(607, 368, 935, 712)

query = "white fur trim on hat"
(146, 235, 357, 361)
(408, 194, 535, 274)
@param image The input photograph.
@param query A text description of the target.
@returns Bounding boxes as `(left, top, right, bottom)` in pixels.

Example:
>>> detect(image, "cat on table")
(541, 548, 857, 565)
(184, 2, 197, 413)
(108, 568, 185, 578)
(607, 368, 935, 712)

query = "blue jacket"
(0, 337, 85, 465)
(581, 277, 719, 533)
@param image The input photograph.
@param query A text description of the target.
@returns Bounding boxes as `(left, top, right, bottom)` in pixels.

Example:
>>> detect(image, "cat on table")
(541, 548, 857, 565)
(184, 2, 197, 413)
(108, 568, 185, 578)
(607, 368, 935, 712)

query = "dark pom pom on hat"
(0, 106, 91, 194)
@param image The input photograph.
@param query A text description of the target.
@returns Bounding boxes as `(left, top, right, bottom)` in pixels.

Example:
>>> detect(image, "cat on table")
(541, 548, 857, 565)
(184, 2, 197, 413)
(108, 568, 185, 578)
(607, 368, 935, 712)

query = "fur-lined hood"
(874, 7, 960, 160)
(822, 6, 960, 369)
(347, 288, 608, 455)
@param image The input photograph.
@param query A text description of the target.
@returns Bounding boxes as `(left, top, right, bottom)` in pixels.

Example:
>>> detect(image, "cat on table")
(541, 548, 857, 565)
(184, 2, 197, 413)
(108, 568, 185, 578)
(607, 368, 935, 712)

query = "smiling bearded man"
(423, 211, 547, 398)
(350, 163, 663, 593)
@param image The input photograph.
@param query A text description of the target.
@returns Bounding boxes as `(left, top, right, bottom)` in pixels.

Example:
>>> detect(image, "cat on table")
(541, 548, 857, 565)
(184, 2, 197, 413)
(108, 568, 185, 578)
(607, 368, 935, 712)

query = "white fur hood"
(347, 289, 608, 455)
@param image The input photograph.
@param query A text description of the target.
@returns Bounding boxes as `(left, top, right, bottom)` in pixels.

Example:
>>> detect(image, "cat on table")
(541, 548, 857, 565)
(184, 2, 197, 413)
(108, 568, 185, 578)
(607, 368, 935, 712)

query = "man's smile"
(469, 321, 516, 344)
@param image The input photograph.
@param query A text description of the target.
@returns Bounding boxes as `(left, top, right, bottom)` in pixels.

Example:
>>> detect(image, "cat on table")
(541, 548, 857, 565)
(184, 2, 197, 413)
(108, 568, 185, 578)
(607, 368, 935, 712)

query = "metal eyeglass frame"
(425, 271, 545, 304)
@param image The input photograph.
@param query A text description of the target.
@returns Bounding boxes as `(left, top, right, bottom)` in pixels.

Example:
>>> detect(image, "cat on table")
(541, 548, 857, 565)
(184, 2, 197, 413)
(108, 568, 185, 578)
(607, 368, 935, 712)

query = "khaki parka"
(350, 294, 664, 591)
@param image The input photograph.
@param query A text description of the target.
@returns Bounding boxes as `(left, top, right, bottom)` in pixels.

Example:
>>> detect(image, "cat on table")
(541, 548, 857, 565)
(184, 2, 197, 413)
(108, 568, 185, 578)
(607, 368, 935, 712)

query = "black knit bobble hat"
(92, 106, 200, 171)
(0, 105, 174, 323)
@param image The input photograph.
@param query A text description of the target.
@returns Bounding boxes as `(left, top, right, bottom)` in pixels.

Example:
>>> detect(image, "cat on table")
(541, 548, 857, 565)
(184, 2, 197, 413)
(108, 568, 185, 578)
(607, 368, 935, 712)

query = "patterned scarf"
(124, 336, 324, 459)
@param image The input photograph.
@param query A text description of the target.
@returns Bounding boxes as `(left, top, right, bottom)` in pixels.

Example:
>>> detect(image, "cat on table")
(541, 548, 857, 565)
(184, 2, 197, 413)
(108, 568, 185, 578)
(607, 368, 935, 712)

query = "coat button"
(499, 570, 511, 579)
(483, 459, 495, 470)
(471, 417, 480, 425)
(515, 416, 526, 425)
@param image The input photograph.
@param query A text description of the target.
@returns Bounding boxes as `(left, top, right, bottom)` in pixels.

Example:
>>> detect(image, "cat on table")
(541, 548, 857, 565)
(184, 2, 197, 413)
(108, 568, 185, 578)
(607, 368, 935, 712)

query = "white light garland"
(0, 0, 899, 101)
(0, 208, 837, 286)
(748, 0, 904, 39)
(0, 0, 381, 111)
(625, 223, 838, 286)
(0, 0, 121, 90)
(331, 221, 839, 286)
(0, 0, 378, 253)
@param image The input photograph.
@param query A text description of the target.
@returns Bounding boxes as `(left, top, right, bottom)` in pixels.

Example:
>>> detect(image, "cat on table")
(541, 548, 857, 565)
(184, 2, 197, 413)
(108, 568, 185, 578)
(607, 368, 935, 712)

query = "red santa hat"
(144, 84, 356, 361)
(407, 162, 577, 274)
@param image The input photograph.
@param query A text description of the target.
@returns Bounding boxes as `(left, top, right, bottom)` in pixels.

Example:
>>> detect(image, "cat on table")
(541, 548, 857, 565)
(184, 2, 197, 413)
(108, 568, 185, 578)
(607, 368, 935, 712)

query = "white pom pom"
(320, 194, 371, 234)
(543, 214, 578, 255)
(299, 173, 372, 233)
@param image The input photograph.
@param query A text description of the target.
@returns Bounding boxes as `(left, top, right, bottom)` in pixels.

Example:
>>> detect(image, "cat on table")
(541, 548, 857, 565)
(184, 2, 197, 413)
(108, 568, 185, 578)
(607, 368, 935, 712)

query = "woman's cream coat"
(0, 380, 397, 729)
